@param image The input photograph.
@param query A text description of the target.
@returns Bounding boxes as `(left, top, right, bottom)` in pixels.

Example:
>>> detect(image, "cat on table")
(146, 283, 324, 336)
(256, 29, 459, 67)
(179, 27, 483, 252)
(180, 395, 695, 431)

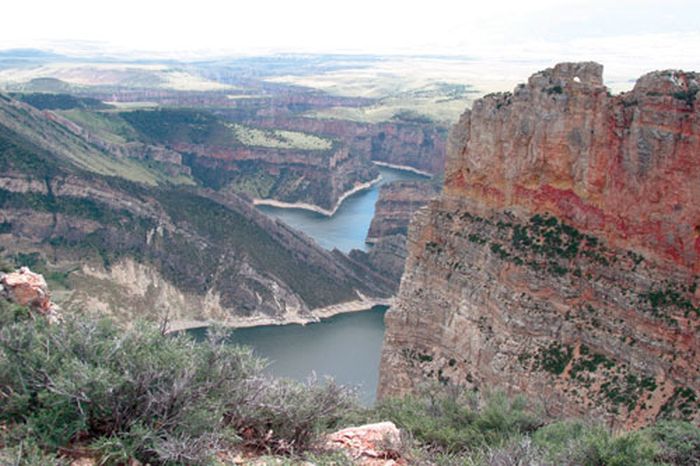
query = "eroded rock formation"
(379, 63, 700, 428)
(367, 181, 441, 244)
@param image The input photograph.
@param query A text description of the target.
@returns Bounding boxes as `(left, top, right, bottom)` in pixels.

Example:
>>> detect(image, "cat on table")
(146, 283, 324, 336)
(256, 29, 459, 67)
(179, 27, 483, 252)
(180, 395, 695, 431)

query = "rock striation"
(360, 180, 441, 287)
(252, 116, 447, 176)
(367, 181, 441, 244)
(379, 63, 700, 428)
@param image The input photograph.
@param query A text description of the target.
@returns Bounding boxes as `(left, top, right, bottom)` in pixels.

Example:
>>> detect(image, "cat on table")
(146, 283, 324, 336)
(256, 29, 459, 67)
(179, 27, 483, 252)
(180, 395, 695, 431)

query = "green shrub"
(228, 376, 354, 455)
(645, 420, 700, 465)
(366, 385, 540, 454)
(533, 420, 659, 466)
(0, 307, 356, 464)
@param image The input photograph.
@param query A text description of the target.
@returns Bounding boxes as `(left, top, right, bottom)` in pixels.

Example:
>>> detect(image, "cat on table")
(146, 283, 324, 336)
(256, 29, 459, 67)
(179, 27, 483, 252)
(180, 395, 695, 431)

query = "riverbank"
(371, 161, 432, 177)
(252, 175, 382, 216)
(164, 296, 393, 333)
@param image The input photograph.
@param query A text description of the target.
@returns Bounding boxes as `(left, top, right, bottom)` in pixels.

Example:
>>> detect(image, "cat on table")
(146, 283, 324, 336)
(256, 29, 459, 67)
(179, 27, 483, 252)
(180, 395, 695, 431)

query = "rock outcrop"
(379, 63, 700, 428)
(252, 116, 447, 176)
(326, 422, 404, 466)
(359, 180, 441, 287)
(367, 181, 441, 244)
(1, 267, 62, 323)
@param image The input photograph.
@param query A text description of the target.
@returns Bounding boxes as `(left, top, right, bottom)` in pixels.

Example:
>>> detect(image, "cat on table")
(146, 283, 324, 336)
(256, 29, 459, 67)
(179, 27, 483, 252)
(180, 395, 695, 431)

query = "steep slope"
(379, 63, 699, 428)
(0, 94, 394, 325)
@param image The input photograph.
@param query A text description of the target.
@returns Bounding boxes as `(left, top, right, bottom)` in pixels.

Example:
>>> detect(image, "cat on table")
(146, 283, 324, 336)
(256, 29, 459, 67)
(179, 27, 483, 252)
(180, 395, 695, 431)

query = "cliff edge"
(379, 63, 700, 428)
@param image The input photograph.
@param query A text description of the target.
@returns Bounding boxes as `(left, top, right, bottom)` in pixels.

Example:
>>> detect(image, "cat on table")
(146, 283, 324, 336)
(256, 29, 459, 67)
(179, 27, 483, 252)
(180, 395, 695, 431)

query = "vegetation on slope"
(13, 93, 113, 111)
(1, 299, 697, 466)
(348, 385, 700, 466)
(0, 301, 353, 465)
(122, 108, 335, 152)
(0, 96, 188, 186)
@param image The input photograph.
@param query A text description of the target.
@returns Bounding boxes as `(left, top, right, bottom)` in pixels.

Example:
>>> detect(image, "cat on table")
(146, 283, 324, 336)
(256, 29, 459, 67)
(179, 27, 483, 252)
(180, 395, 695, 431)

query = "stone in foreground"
(326, 421, 405, 465)
(1, 267, 62, 323)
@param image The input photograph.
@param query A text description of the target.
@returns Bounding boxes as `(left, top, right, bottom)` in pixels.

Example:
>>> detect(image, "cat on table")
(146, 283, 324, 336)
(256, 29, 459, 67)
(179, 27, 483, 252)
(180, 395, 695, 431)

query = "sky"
(2, 0, 699, 71)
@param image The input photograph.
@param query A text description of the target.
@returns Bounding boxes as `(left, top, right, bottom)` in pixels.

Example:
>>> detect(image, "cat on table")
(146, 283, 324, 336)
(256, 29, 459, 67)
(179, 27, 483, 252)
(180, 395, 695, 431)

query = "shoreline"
(371, 161, 433, 177)
(165, 296, 393, 333)
(252, 175, 382, 216)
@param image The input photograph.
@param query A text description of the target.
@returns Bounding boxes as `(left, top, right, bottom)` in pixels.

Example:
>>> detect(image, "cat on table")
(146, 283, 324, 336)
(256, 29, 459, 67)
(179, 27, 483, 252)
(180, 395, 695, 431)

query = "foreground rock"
(379, 63, 700, 428)
(0, 267, 62, 323)
(326, 422, 405, 465)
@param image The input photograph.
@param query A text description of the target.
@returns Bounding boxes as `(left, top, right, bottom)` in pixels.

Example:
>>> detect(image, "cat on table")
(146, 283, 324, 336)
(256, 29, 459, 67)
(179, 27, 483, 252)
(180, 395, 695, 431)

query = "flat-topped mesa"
(445, 62, 700, 272)
(379, 63, 700, 428)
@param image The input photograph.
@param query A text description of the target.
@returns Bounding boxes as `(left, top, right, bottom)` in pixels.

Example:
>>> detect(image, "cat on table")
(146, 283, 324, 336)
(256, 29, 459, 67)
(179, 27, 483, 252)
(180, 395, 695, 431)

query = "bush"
(0, 308, 357, 464)
(228, 375, 354, 455)
(533, 420, 658, 466)
(645, 420, 700, 465)
(366, 385, 540, 454)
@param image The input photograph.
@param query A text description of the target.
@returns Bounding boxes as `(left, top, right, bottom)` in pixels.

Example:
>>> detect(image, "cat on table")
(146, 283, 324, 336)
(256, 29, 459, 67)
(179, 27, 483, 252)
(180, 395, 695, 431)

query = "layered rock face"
(251, 116, 447, 175)
(359, 181, 441, 287)
(379, 63, 700, 428)
(367, 181, 441, 244)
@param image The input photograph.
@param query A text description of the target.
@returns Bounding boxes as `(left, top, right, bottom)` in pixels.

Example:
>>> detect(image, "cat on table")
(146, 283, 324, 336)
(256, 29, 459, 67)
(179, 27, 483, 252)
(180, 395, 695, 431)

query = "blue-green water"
(257, 166, 427, 252)
(204, 166, 427, 404)
(189, 306, 387, 405)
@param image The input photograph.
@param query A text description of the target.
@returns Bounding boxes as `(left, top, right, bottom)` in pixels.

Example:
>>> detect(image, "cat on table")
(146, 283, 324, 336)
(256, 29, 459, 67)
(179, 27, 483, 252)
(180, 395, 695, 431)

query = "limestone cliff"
(379, 63, 700, 428)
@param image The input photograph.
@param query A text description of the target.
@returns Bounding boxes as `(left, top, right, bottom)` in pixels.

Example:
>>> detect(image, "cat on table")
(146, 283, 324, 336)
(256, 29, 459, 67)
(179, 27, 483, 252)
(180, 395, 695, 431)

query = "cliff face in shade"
(359, 180, 441, 288)
(379, 63, 700, 428)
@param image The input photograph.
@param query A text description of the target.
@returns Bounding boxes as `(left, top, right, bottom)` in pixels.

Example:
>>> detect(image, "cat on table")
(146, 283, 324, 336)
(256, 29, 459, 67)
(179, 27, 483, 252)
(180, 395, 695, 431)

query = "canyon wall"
(367, 181, 441, 244)
(251, 116, 447, 175)
(379, 63, 699, 428)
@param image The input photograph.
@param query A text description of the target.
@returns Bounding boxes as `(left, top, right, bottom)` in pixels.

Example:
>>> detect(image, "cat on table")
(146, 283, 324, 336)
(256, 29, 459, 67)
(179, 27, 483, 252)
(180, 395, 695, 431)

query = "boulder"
(326, 421, 405, 465)
(1, 267, 62, 323)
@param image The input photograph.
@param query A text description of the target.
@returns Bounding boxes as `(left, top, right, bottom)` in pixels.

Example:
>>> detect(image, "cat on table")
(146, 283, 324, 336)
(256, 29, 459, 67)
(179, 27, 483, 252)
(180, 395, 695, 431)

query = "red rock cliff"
(379, 63, 699, 428)
(446, 62, 700, 272)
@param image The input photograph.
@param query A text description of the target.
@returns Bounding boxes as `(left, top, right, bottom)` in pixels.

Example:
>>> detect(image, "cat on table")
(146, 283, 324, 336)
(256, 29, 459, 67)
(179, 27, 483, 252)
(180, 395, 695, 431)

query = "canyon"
(379, 62, 700, 428)
(0, 93, 395, 326)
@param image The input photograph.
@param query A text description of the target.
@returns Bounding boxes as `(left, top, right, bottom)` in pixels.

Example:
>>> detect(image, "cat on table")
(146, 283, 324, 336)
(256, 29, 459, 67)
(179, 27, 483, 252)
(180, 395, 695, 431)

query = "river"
(199, 165, 427, 404)
(257, 165, 428, 252)
(190, 306, 387, 405)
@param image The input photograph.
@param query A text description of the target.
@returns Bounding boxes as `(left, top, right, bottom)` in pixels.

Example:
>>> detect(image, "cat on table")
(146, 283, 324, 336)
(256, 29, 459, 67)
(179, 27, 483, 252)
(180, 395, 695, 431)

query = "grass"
(59, 109, 139, 144)
(228, 123, 333, 150)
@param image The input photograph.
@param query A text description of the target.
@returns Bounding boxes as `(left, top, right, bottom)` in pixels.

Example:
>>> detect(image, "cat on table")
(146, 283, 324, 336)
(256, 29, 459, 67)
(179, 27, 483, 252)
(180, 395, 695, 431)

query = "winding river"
(194, 166, 428, 404)
(257, 166, 427, 252)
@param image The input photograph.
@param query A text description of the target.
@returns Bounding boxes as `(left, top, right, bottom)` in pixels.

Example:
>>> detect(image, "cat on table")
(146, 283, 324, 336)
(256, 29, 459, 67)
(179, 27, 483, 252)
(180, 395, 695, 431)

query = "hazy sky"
(2, 0, 699, 68)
